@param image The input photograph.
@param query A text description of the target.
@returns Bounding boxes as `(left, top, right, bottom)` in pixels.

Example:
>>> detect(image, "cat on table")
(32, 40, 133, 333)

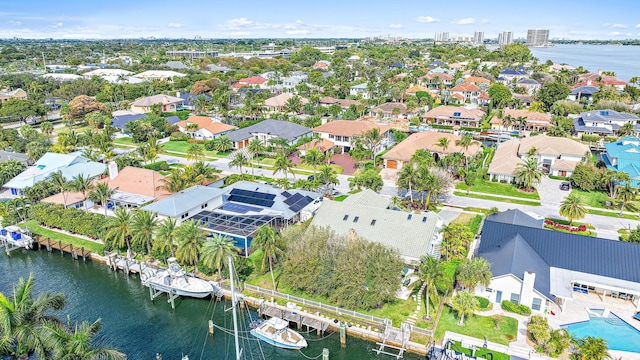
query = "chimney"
(587, 80, 592, 86)
(598, 69, 602, 76)
(176, 91, 180, 98)
(108, 161, 119, 180)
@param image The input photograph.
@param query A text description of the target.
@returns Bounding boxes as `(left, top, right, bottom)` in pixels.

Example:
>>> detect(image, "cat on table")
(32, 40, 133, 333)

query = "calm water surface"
(529, 44, 640, 81)
(0, 250, 423, 360)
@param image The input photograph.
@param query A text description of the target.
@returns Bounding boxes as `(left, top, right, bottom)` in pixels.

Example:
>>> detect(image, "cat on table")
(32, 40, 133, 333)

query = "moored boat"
(142, 257, 213, 298)
(0, 225, 34, 249)
(250, 316, 308, 350)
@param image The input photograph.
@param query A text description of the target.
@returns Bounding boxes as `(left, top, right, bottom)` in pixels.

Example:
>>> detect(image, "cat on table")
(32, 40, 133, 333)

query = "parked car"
(560, 181, 571, 191)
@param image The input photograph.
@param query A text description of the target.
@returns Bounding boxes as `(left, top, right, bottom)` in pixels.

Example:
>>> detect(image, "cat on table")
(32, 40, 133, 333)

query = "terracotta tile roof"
(238, 76, 267, 85)
(464, 76, 490, 83)
(382, 131, 481, 162)
(519, 135, 590, 157)
(264, 93, 309, 108)
(41, 191, 87, 205)
(424, 106, 485, 120)
(370, 102, 416, 115)
(451, 83, 479, 92)
(318, 96, 339, 104)
(489, 109, 552, 125)
(177, 116, 237, 135)
(488, 139, 522, 176)
(101, 166, 171, 199)
(452, 93, 465, 100)
(297, 138, 335, 152)
(478, 92, 490, 99)
(550, 159, 580, 171)
(405, 84, 430, 94)
(313, 120, 390, 137)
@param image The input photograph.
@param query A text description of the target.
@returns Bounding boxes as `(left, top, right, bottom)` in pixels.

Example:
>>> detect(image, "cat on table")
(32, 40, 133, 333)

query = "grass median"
(454, 191, 541, 206)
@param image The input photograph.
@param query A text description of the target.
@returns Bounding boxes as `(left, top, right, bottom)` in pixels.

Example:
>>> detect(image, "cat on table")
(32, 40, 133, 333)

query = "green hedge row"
(475, 296, 490, 309)
(28, 203, 111, 240)
(144, 161, 170, 171)
(501, 300, 531, 315)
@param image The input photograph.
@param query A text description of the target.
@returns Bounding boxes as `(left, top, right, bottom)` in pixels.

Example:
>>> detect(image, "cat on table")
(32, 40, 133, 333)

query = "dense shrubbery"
(581, 134, 600, 143)
(143, 161, 170, 171)
(475, 296, 490, 309)
(543, 219, 587, 233)
(169, 132, 190, 141)
(28, 203, 111, 240)
(501, 300, 531, 315)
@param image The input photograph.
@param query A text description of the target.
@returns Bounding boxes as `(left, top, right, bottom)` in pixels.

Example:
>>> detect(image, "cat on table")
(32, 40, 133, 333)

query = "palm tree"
(616, 183, 636, 215)
(272, 154, 296, 180)
(49, 171, 70, 207)
(39, 121, 54, 136)
(175, 220, 207, 273)
(106, 208, 133, 256)
(419, 256, 447, 318)
(156, 168, 186, 193)
(559, 193, 587, 226)
(316, 165, 339, 194)
(186, 143, 205, 163)
(89, 183, 115, 217)
(252, 226, 285, 290)
(270, 137, 291, 156)
(436, 137, 450, 153)
(229, 151, 250, 179)
(70, 174, 94, 212)
(515, 157, 543, 191)
(362, 127, 384, 164)
(0, 274, 66, 359)
(247, 138, 266, 177)
(302, 148, 325, 177)
(455, 134, 479, 170)
(574, 336, 611, 360)
(154, 217, 178, 257)
(456, 258, 492, 291)
(213, 135, 234, 153)
(200, 234, 239, 280)
(43, 319, 126, 360)
(397, 163, 418, 203)
(130, 210, 158, 255)
(452, 290, 480, 326)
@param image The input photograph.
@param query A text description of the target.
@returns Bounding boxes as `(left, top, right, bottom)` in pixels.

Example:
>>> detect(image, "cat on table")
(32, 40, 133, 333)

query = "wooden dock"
(259, 302, 329, 334)
(33, 236, 92, 262)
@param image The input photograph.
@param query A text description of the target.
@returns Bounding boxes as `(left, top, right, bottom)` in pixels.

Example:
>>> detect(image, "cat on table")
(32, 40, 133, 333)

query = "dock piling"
(322, 348, 329, 360)
(340, 322, 346, 348)
(208, 320, 214, 337)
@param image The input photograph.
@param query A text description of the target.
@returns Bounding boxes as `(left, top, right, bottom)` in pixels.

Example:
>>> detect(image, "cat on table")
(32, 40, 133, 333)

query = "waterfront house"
(576, 73, 627, 91)
(423, 105, 485, 128)
(312, 120, 390, 154)
(573, 109, 640, 136)
(130, 94, 185, 114)
(382, 131, 482, 169)
(4, 152, 106, 195)
(227, 119, 311, 149)
(450, 83, 480, 104)
(310, 193, 443, 265)
(497, 68, 528, 84)
(176, 116, 237, 140)
(602, 136, 640, 188)
(476, 209, 640, 313)
(489, 109, 553, 132)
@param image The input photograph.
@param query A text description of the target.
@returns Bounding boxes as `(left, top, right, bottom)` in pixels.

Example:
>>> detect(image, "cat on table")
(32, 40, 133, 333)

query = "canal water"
(0, 249, 424, 360)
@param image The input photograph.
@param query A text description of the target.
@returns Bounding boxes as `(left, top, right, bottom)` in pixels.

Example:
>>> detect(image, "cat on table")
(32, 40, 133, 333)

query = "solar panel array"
(221, 203, 262, 214)
(228, 188, 276, 208)
(282, 192, 314, 213)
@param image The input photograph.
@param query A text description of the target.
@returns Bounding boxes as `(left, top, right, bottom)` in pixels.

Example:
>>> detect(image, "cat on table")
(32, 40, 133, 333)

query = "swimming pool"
(562, 309, 640, 353)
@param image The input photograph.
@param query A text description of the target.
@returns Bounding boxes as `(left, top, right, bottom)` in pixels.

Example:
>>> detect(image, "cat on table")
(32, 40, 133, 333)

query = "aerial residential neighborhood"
(1, 10, 640, 358)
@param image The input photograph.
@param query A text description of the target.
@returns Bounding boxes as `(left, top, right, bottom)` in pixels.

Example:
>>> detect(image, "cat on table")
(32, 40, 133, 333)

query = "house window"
(532, 298, 542, 311)
(370, 219, 376, 226)
(353, 216, 359, 223)
(510, 293, 520, 304)
(343, 215, 349, 221)
(329, 134, 334, 139)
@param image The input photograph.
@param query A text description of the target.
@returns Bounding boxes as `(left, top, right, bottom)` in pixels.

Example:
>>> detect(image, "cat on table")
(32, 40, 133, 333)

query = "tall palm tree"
(456, 257, 492, 291)
(559, 193, 587, 226)
(156, 168, 186, 193)
(106, 208, 133, 256)
(362, 127, 384, 164)
(617, 183, 636, 215)
(247, 138, 266, 177)
(574, 336, 611, 360)
(200, 234, 239, 280)
(186, 143, 205, 163)
(455, 134, 479, 170)
(452, 290, 480, 326)
(0, 274, 66, 359)
(251, 226, 285, 290)
(213, 135, 234, 153)
(89, 183, 115, 217)
(302, 148, 325, 177)
(70, 174, 94, 212)
(419, 256, 447, 318)
(515, 157, 543, 191)
(397, 163, 419, 203)
(49, 171, 70, 208)
(229, 151, 250, 179)
(436, 137, 450, 153)
(272, 154, 296, 180)
(43, 319, 126, 360)
(130, 210, 158, 255)
(154, 217, 178, 257)
(175, 220, 207, 273)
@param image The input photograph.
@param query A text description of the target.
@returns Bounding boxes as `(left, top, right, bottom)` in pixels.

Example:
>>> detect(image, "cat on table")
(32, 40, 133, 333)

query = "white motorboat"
(143, 258, 213, 298)
(250, 317, 308, 350)
(0, 225, 34, 249)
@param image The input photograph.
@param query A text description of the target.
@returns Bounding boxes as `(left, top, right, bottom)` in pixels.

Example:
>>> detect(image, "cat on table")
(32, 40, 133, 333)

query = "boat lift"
(0, 226, 34, 255)
(375, 320, 410, 359)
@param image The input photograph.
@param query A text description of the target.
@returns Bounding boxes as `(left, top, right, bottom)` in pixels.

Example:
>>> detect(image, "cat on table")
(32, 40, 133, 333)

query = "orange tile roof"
(297, 138, 335, 152)
(451, 83, 479, 92)
(100, 166, 171, 199)
(312, 120, 390, 137)
(464, 76, 490, 83)
(177, 116, 237, 135)
(405, 84, 430, 94)
(383, 131, 482, 162)
(452, 93, 465, 99)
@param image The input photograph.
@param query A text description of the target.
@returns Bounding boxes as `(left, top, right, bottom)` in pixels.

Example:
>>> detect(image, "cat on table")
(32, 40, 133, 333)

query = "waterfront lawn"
(456, 180, 540, 200)
(21, 220, 104, 254)
(454, 191, 541, 206)
(450, 341, 510, 360)
(434, 306, 518, 346)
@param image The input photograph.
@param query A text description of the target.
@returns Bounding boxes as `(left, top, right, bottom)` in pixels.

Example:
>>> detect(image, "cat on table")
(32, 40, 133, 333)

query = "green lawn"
(587, 208, 639, 220)
(434, 306, 518, 345)
(21, 220, 104, 254)
(161, 141, 219, 157)
(571, 188, 640, 212)
(113, 137, 135, 145)
(454, 191, 541, 206)
(452, 213, 484, 234)
(456, 180, 540, 200)
(449, 341, 510, 360)
(333, 195, 348, 202)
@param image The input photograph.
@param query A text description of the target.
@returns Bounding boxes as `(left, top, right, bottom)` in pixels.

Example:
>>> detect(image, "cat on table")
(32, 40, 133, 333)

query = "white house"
(349, 83, 370, 99)
(176, 116, 237, 140)
(312, 120, 390, 154)
(518, 135, 590, 177)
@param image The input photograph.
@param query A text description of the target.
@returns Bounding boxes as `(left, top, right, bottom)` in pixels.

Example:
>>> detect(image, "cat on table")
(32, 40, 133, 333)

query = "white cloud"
(168, 23, 183, 28)
(51, 22, 63, 28)
(608, 31, 628, 36)
(227, 31, 251, 37)
(451, 18, 475, 25)
(389, 24, 403, 29)
(8, 20, 22, 26)
(416, 16, 439, 23)
(286, 30, 310, 35)
(636, 24, 640, 28)
(480, 19, 490, 24)
(227, 18, 253, 27)
(611, 23, 627, 29)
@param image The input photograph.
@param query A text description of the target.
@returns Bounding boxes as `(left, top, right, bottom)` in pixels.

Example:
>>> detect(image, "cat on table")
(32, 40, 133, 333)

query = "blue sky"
(1, 0, 640, 40)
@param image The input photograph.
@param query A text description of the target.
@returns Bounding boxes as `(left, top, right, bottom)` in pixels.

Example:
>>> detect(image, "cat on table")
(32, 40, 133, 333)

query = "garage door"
(386, 160, 397, 169)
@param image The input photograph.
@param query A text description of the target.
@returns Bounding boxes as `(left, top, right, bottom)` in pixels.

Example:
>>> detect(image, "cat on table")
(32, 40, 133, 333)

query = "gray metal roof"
(141, 185, 225, 217)
(486, 209, 542, 229)
(573, 117, 614, 135)
(478, 218, 640, 299)
(0, 151, 28, 164)
(310, 200, 443, 263)
(227, 119, 311, 142)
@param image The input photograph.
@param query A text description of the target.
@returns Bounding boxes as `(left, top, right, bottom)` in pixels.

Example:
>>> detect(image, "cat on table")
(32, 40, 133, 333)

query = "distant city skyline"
(1, 0, 640, 40)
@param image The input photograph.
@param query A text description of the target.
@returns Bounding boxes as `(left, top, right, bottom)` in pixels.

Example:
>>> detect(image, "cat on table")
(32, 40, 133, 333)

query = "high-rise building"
(498, 31, 513, 46)
(435, 32, 449, 42)
(474, 31, 484, 45)
(526, 29, 550, 47)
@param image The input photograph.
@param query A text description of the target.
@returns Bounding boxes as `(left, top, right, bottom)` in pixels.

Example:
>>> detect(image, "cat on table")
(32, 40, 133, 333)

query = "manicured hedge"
(28, 203, 111, 240)
(501, 300, 531, 315)
(144, 161, 170, 171)
(475, 296, 490, 309)
(170, 132, 190, 141)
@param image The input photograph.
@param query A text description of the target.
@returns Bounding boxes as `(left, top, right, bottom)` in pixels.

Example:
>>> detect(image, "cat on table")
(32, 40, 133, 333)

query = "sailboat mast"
(228, 255, 242, 360)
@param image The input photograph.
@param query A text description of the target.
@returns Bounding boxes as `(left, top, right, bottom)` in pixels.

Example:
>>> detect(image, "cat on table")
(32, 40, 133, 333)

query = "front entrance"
(495, 290, 502, 303)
